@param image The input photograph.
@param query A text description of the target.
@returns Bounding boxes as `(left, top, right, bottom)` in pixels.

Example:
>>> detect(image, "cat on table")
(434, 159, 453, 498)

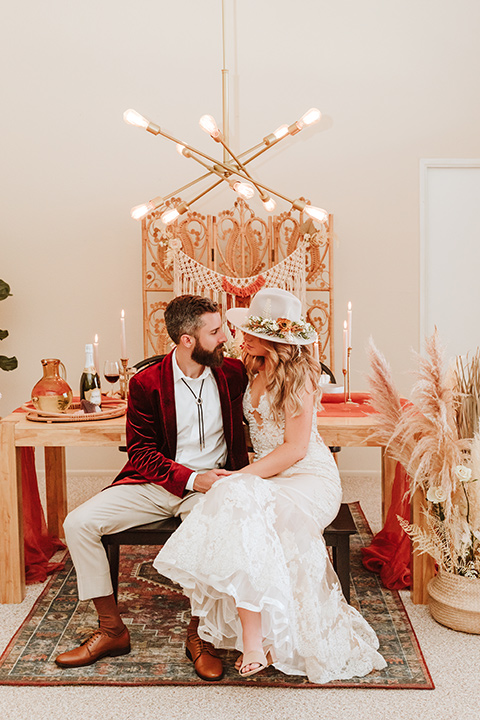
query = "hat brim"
(226, 307, 317, 346)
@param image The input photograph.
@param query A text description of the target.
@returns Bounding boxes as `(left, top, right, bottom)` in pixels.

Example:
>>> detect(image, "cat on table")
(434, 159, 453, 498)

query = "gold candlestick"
(344, 347, 356, 404)
(119, 358, 129, 400)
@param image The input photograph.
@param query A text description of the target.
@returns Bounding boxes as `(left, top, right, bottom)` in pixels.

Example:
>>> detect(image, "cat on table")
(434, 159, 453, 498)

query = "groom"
(55, 295, 249, 681)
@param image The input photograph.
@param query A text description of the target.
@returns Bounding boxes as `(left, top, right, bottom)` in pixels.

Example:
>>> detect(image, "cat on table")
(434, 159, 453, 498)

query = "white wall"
(2, 0, 480, 472)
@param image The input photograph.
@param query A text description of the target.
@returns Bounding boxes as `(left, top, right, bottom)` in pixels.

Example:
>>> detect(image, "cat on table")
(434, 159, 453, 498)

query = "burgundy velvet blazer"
(112, 351, 249, 498)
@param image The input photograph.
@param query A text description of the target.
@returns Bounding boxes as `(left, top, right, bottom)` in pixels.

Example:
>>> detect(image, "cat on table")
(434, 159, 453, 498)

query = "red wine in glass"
(105, 372, 120, 383)
(104, 361, 120, 396)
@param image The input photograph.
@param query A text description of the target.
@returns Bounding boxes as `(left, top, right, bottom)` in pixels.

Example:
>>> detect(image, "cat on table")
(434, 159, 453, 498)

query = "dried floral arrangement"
(368, 333, 480, 578)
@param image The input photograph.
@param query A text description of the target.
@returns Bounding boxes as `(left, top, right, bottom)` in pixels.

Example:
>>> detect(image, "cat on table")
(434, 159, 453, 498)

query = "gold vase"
(31, 358, 73, 412)
(427, 569, 480, 634)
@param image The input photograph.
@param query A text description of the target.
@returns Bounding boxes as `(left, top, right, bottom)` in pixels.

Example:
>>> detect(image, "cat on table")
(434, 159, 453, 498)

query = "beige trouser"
(63, 483, 201, 601)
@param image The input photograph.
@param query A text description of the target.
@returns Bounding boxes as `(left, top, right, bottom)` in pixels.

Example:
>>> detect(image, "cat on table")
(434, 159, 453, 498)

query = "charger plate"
(23, 398, 127, 423)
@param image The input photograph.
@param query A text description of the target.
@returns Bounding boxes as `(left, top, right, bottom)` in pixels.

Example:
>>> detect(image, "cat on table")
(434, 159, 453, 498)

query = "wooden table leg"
(381, 448, 397, 526)
(0, 422, 26, 603)
(410, 486, 436, 604)
(44, 447, 67, 539)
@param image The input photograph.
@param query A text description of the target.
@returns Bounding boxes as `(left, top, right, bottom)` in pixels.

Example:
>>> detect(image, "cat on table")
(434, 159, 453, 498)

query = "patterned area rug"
(0, 504, 433, 688)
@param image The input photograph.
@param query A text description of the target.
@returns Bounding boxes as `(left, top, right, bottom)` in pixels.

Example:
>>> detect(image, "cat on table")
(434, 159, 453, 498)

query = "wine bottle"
(80, 343, 102, 411)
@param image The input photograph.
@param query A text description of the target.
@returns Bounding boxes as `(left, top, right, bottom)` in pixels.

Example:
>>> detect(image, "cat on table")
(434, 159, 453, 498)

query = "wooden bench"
(102, 502, 357, 604)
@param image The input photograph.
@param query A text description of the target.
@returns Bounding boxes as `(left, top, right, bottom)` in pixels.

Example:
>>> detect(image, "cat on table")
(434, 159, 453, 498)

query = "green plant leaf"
(0, 279, 12, 301)
(0, 355, 18, 371)
(0, 329, 8, 341)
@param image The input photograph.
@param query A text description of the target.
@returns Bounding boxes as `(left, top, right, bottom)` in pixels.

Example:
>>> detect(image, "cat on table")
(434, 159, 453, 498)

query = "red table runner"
(319, 391, 375, 416)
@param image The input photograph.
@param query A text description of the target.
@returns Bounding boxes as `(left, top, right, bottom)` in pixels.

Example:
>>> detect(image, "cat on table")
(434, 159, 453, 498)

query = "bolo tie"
(181, 377, 206, 450)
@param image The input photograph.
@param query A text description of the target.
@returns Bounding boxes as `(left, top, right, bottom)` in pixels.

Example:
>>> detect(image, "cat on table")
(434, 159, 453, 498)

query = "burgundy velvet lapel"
(212, 365, 233, 450)
(158, 351, 177, 457)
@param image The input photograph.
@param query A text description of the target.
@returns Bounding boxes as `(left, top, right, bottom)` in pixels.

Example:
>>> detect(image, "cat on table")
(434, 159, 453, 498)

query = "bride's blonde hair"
(242, 340, 322, 421)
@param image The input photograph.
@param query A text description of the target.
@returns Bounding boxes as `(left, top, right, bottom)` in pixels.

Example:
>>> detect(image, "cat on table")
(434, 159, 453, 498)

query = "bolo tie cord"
(181, 377, 206, 450)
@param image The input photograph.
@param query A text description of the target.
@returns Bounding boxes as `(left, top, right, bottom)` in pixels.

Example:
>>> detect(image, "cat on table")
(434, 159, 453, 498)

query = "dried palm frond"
(397, 515, 448, 569)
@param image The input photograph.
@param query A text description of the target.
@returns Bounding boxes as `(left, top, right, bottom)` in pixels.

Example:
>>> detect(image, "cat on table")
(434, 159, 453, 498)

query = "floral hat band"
(225, 288, 317, 346)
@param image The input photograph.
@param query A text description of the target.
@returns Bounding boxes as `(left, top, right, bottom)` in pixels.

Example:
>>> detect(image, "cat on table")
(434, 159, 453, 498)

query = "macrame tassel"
(173, 246, 307, 312)
(173, 253, 180, 297)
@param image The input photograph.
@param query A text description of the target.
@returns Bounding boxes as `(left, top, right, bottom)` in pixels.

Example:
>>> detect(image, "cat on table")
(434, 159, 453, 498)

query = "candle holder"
(119, 358, 130, 400)
(343, 347, 357, 405)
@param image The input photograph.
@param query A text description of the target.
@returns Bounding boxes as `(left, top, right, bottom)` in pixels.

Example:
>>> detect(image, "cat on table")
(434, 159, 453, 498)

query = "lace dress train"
(153, 387, 387, 683)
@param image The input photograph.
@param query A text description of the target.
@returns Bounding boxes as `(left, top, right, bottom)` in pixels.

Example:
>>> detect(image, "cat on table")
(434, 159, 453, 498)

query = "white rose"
(455, 465, 472, 482)
(426, 486, 448, 504)
(168, 238, 182, 251)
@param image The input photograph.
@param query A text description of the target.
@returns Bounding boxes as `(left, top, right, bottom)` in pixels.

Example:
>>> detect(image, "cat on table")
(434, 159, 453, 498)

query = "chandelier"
(123, 1, 327, 227)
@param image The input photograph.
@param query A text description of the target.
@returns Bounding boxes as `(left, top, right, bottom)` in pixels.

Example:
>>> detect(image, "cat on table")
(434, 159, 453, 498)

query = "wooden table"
(0, 410, 431, 605)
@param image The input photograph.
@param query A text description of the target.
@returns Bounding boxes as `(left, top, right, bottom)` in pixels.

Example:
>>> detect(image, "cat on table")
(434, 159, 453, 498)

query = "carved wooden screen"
(142, 198, 334, 369)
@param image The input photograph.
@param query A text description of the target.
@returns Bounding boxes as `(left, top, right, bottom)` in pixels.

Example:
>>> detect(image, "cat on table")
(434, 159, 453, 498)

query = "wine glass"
(103, 360, 120, 397)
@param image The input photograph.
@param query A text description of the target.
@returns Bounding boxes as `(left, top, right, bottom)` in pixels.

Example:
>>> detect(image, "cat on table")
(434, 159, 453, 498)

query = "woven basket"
(427, 569, 480, 634)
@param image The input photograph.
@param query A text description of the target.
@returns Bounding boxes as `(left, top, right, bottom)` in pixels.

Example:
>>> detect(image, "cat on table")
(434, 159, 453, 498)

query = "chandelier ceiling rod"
(221, 0, 229, 162)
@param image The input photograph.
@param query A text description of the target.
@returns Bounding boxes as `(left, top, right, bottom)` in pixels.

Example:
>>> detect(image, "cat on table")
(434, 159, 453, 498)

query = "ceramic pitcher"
(31, 358, 73, 412)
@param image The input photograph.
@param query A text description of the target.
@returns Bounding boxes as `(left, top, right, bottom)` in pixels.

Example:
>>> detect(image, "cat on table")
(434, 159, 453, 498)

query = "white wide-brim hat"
(226, 287, 317, 345)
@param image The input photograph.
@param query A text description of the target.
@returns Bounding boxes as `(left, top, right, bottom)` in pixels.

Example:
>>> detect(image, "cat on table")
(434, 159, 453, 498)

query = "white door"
(420, 160, 480, 360)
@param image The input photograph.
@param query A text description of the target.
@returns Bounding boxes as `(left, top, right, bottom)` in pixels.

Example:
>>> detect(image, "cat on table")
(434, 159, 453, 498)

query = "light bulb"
(176, 143, 186, 156)
(160, 201, 189, 225)
(298, 108, 322, 128)
(199, 114, 220, 137)
(123, 108, 150, 129)
(233, 181, 255, 199)
(304, 205, 328, 223)
(130, 195, 164, 220)
(273, 125, 289, 140)
(262, 197, 276, 212)
(160, 208, 180, 225)
(131, 203, 153, 220)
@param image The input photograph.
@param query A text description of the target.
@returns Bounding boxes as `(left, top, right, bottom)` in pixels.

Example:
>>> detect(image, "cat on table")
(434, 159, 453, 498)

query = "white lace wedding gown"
(153, 386, 387, 683)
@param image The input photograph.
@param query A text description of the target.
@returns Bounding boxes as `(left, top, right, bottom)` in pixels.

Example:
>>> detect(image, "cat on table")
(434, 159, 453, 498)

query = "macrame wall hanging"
(142, 198, 334, 368)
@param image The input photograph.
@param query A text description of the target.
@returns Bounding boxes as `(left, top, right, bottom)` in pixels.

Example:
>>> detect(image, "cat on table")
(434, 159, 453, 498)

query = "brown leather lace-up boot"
(55, 594, 131, 668)
(185, 616, 224, 681)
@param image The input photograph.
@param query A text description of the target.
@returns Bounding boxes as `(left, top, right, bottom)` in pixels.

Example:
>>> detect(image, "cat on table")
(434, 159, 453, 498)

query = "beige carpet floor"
(1, 472, 479, 720)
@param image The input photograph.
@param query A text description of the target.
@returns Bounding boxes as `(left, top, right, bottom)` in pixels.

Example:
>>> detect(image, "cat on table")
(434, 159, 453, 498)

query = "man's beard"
(191, 338, 225, 368)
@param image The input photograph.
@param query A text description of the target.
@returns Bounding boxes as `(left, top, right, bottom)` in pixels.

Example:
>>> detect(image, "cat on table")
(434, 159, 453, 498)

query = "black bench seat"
(102, 502, 357, 603)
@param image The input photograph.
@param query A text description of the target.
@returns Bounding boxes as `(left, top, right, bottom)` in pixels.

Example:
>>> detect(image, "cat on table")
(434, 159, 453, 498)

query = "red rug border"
(353, 502, 435, 690)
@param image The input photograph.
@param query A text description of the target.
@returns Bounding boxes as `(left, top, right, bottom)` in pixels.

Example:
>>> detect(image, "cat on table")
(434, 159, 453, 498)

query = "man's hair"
(164, 295, 219, 344)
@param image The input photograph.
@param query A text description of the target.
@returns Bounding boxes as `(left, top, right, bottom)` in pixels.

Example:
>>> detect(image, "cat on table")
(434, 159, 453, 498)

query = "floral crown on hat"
(226, 288, 317, 345)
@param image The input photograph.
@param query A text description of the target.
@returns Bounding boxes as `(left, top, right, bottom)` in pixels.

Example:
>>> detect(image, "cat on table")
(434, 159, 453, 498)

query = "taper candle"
(343, 321, 348, 371)
(93, 334, 99, 374)
(347, 301, 352, 347)
(120, 310, 127, 358)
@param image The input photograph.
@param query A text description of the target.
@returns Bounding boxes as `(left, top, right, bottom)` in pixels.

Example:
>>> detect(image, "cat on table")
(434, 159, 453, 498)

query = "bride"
(153, 287, 386, 683)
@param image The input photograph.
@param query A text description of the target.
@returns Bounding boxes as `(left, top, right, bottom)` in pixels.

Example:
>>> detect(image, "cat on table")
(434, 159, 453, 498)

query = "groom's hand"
(193, 470, 223, 493)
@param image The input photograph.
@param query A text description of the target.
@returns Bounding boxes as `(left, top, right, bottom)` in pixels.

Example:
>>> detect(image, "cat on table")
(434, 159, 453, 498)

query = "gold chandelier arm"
(217, 138, 270, 202)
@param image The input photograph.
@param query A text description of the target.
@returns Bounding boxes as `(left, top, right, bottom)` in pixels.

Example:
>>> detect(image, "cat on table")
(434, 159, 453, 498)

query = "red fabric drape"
(21, 448, 65, 583)
(319, 394, 411, 590)
(360, 462, 411, 589)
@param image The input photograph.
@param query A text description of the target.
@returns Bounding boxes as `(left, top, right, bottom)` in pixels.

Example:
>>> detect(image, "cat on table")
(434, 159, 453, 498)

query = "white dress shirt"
(172, 349, 228, 491)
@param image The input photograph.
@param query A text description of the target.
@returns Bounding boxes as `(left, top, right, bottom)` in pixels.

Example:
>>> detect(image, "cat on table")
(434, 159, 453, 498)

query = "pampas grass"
(369, 332, 480, 576)
(368, 332, 465, 519)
